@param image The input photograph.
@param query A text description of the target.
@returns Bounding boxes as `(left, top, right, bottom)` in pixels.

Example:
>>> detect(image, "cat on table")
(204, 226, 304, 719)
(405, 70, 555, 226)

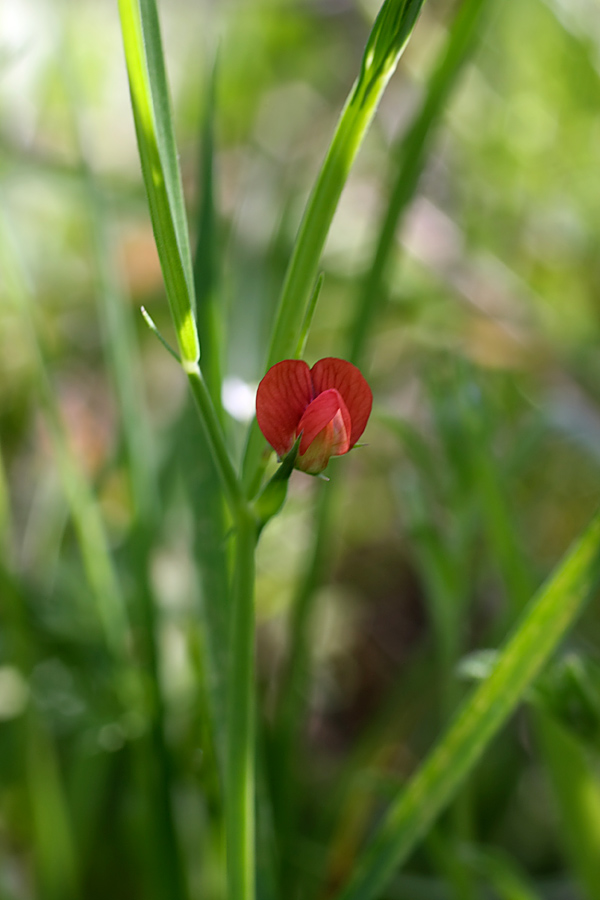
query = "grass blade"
(242, 0, 427, 495)
(193, 57, 224, 417)
(534, 708, 600, 900)
(335, 508, 600, 900)
(26, 713, 79, 900)
(120, 0, 244, 524)
(118, 0, 199, 365)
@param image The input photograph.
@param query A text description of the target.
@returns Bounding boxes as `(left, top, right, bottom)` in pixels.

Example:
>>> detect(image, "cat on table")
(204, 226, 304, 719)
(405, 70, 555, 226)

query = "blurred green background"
(2, 0, 600, 898)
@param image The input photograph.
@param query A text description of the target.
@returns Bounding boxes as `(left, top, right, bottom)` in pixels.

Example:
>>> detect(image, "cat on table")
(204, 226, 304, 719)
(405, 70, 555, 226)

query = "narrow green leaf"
(58, 33, 159, 523)
(120, 0, 245, 524)
(242, 0, 427, 496)
(193, 57, 224, 416)
(118, 0, 199, 364)
(267, 0, 426, 366)
(336, 508, 600, 900)
(27, 713, 79, 900)
(141, 305, 182, 362)
(177, 403, 230, 768)
(534, 708, 600, 900)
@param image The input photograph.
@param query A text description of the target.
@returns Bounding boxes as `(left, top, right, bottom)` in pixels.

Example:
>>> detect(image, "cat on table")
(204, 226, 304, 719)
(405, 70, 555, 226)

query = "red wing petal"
(310, 358, 373, 446)
(296, 389, 351, 456)
(256, 359, 313, 457)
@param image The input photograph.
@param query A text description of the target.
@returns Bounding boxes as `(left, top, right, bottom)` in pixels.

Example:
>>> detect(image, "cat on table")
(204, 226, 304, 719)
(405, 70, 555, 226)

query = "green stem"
(193, 56, 224, 420)
(118, 0, 199, 365)
(226, 508, 258, 900)
(336, 508, 600, 900)
(188, 366, 259, 900)
(534, 708, 600, 900)
(240, 81, 378, 496)
(186, 364, 247, 519)
(241, 0, 427, 497)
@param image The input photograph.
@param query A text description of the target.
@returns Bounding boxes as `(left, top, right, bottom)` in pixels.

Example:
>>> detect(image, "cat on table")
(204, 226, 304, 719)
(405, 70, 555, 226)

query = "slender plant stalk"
(119, 0, 243, 522)
(26, 712, 79, 900)
(68, 103, 189, 900)
(270, 0, 492, 876)
(242, 0, 427, 497)
(335, 508, 600, 900)
(118, 0, 199, 364)
(58, 19, 158, 519)
(188, 61, 231, 775)
(118, 5, 260, 897)
(187, 364, 257, 900)
(226, 509, 258, 900)
(534, 708, 600, 900)
(187, 365, 246, 517)
(193, 57, 224, 419)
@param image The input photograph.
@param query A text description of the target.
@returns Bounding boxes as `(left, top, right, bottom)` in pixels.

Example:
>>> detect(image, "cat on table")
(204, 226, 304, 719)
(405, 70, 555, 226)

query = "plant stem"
(226, 508, 258, 900)
(186, 364, 247, 520)
(188, 363, 258, 900)
(241, 0, 427, 497)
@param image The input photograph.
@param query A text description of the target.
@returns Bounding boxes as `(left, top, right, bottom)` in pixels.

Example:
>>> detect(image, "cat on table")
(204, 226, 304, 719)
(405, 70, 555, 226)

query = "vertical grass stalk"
(226, 509, 258, 900)
(242, 0, 427, 496)
(118, 0, 199, 365)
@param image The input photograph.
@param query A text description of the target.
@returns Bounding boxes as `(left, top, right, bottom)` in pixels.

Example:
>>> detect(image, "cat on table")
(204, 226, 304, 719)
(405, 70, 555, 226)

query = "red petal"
(311, 358, 372, 446)
(296, 389, 351, 456)
(256, 360, 313, 457)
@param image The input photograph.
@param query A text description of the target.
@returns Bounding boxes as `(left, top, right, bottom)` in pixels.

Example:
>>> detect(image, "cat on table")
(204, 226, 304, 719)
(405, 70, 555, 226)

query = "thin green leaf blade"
(534, 708, 600, 900)
(241, 0, 427, 496)
(118, 0, 199, 364)
(336, 509, 600, 900)
(193, 57, 223, 415)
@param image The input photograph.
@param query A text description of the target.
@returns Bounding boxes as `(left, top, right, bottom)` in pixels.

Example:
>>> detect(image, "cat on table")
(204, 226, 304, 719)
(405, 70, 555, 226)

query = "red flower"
(256, 358, 373, 475)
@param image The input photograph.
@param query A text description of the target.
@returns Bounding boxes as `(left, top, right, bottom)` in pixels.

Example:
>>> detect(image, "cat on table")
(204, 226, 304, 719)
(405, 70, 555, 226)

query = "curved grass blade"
(335, 508, 600, 900)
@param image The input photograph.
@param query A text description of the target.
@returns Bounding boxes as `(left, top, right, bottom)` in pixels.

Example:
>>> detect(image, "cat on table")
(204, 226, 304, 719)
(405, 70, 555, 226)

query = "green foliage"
(2, 1, 600, 899)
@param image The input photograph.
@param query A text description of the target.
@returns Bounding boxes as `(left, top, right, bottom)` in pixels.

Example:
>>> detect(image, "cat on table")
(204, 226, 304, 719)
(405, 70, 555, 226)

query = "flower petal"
(311, 357, 373, 447)
(256, 359, 313, 457)
(296, 389, 351, 456)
